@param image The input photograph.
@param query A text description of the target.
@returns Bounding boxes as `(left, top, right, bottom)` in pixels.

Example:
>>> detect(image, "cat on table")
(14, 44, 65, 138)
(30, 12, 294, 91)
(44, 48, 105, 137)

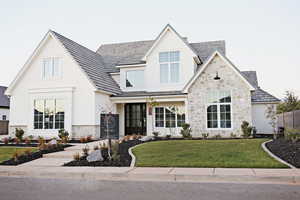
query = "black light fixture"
(214, 72, 221, 80)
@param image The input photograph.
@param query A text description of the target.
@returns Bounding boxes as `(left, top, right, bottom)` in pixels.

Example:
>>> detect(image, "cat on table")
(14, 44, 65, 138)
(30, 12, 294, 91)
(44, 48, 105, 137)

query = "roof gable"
(6, 31, 121, 96)
(183, 51, 256, 92)
(142, 24, 199, 62)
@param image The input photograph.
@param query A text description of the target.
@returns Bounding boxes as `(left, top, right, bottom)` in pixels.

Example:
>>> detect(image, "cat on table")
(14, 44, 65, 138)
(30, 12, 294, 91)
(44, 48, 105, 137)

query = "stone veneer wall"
(72, 125, 100, 139)
(187, 55, 252, 137)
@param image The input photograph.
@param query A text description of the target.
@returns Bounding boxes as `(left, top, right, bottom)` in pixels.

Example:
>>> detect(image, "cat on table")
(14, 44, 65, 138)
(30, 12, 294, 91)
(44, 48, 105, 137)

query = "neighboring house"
(5, 24, 280, 139)
(0, 86, 9, 121)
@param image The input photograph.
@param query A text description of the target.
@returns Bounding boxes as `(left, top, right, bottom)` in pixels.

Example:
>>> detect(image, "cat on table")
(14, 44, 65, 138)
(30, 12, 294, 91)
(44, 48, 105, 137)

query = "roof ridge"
(189, 40, 225, 44)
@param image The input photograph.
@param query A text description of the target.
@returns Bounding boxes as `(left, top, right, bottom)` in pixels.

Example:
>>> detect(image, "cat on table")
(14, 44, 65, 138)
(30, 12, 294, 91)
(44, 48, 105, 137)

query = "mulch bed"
(266, 138, 300, 168)
(0, 144, 72, 166)
(64, 140, 143, 167)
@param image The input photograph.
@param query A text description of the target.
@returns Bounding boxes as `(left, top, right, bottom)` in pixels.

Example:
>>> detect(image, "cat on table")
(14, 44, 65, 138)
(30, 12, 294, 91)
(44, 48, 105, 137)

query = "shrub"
(100, 143, 108, 150)
(15, 128, 24, 141)
(93, 145, 99, 150)
(180, 123, 192, 139)
(80, 137, 87, 143)
(14, 138, 20, 145)
(58, 129, 69, 143)
(241, 121, 253, 138)
(38, 143, 48, 151)
(202, 133, 209, 139)
(213, 134, 222, 139)
(2, 137, 9, 145)
(152, 132, 159, 138)
(38, 136, 45, 146)
(73, 152, 81, 161)
(28, 135, 34, 141)
(136, 135, 143, 139)
(82, 145, 89, 156)
(86, 135, 92, 142)
(166, 134, 171, 139)
(230, 132, 237, 138)
(285, 129, 300, 143)
(24, 137, 31, 145)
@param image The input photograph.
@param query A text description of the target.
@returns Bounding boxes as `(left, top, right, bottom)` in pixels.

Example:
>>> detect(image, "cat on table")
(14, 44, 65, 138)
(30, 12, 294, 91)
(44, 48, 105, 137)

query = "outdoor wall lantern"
(214, 72, 221, 80)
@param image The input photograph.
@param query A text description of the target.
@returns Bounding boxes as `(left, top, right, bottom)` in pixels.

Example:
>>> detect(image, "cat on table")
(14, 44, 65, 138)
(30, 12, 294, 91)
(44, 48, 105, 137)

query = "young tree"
(265, 104, 278, 139)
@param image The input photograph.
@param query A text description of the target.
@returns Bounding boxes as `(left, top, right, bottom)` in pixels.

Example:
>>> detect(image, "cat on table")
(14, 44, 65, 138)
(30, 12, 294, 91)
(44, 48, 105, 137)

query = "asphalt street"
(0, 177, 299, 200)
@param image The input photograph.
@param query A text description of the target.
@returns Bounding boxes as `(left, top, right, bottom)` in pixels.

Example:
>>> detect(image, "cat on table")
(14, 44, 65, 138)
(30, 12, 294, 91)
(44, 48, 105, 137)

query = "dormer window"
(126, 70, 145, 88)
(42, 57, 62, 79)
(159, 51, 180, 83)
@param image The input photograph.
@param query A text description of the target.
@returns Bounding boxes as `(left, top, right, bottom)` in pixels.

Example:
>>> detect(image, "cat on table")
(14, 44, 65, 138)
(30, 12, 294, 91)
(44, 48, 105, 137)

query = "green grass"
(0, 147, 38, 162)
(132, 139, 287, 168)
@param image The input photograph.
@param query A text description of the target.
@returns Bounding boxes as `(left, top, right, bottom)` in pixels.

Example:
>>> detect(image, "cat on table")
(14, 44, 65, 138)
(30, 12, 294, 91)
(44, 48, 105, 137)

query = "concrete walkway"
(20, 141, 101, 167)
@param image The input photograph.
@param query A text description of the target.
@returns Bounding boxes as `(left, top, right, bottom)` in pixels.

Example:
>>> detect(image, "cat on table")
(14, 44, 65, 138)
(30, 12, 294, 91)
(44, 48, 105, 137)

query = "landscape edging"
(128, 143, 144, 167)
(261, 140, 296, 169)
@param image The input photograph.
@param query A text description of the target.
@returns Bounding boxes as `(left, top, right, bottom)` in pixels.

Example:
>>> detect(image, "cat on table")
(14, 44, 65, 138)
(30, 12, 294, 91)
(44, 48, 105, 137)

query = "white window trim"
(125, 69, 145, 89)
(42, 57, 62, 80)
(34, 98, 65, 130)
(159, 51, 180, 84)
(154, 106, 185, 128)
(205, 91, 233, 130)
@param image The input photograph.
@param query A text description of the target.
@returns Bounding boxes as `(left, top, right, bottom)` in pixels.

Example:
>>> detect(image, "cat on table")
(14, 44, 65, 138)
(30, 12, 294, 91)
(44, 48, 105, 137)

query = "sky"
(0, 0, 299, 99)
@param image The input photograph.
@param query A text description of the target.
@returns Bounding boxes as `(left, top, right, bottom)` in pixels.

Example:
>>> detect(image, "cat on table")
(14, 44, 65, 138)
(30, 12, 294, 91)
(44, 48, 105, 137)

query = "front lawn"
(0, 147, 38, 162)
(132, 139, 287, 168)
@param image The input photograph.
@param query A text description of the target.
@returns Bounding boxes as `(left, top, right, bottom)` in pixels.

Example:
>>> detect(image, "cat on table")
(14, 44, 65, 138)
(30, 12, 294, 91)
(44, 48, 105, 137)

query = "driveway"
(0, 177, 299, 200)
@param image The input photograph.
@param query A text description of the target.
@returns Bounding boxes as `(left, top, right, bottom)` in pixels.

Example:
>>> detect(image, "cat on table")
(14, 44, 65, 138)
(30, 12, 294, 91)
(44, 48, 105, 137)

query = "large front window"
(34, 99, 65, 130)
(207, 91, 232, 129)
(155, 106, 185, 128)
(126, 70, 145, 88)
(159, 51, 180, 83)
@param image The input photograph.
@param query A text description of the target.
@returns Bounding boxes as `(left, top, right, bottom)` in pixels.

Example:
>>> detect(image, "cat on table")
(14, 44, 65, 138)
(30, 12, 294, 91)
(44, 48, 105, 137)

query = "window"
(43, 58, 62, 79)
(2, 115, 6, 121)
(159, 51, 180, 83)
(206, 91, 231, 129)
(154, 106, 185, 128)
(155, 107, 164, 127)
(126, 70, 144, 88)
(34, 99, 65, 130)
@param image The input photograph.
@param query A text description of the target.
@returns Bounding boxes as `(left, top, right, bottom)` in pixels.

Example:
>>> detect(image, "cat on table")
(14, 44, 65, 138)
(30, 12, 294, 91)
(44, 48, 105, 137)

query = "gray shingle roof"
(97, 40, 225, 73)
(240, 71, 280, 103)
(112, 91, 186, 97)
(251, 88, 281, 103)
(50, 31, 121, 94)
(0, 86, 9, 108)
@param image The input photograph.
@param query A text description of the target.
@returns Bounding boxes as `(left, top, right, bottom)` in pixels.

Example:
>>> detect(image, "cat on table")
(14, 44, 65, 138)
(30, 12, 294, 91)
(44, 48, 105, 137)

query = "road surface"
(0, 177, 299, 200)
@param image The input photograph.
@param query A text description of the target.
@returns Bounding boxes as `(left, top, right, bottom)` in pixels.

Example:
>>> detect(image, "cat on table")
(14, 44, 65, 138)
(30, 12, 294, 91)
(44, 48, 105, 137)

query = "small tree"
(265, 104, 278, 139)
(241, 121, 253, 138)
(147, 97, 159, 134)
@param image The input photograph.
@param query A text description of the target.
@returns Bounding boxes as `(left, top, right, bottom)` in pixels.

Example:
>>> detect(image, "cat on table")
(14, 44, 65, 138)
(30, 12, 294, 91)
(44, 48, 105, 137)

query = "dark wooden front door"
(125, 103, 146, 135)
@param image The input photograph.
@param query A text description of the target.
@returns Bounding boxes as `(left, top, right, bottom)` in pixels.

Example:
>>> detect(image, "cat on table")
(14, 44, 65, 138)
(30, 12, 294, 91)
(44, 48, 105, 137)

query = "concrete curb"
(261, 140, 296, 169)
(0, 168, 299, 185)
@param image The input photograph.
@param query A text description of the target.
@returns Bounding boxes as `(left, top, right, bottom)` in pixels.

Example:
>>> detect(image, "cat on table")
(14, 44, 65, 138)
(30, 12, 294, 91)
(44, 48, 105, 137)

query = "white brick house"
(5, 24, 280, 139)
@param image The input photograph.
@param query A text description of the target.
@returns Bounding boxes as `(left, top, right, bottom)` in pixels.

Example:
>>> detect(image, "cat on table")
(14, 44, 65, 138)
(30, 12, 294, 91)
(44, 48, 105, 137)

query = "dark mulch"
(68, 139, 97, 144)
(0, 143, 39, 147)
(0, 144, 72, 166)
(266, 138, 300, 168)
(64, 140, 143, 167)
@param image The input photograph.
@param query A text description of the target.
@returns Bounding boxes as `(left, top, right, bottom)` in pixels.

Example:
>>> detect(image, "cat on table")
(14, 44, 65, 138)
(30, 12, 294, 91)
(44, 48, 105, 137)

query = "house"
(5, 24, 280, 139)
(0, 86, 9, 121)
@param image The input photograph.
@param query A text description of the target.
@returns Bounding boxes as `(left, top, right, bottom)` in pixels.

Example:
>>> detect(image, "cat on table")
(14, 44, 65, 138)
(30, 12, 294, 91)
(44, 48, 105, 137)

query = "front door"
(125, 103, 147, 135)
